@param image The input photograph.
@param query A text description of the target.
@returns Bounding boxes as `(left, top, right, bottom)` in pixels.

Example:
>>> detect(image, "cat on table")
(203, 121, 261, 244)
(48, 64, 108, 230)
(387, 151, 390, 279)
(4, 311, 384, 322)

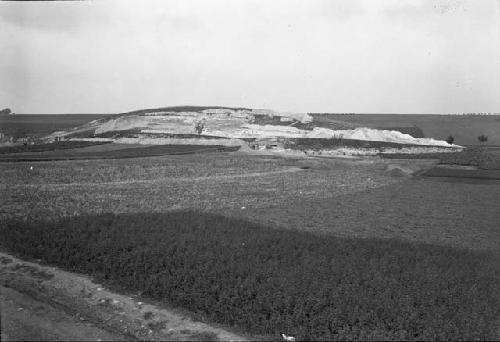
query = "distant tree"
(446, 135, 454, 145)
(194, 119, 205, 136)
(477, 135, 488, 143)
(0, 108, 12, 115)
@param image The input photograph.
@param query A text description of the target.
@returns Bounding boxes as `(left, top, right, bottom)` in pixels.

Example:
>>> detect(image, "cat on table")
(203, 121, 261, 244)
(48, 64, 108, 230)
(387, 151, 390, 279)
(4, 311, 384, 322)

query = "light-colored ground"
(1, 286, 126, 341)
(0, 252, 247, 341)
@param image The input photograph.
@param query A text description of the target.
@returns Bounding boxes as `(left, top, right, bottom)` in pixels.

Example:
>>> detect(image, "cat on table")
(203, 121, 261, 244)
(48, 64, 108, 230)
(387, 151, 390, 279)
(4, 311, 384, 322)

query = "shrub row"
(1, 212, 499, 340)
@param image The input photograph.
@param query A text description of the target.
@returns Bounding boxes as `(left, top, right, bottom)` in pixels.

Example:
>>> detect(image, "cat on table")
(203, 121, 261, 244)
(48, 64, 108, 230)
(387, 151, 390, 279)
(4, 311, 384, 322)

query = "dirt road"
(1, 286, 125, 341)
(0, 252, 247, 341)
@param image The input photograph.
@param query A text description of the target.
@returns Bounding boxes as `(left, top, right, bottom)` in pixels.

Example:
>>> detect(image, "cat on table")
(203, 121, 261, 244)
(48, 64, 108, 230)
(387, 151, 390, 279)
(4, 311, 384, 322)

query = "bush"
(478, 135, 488, 143)
(1, 211, 498, 340)
(446, 135, 454, 145)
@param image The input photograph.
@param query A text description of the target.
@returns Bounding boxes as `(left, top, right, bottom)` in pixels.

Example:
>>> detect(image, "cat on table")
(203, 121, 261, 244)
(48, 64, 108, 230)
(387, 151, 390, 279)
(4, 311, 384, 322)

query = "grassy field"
(0, 141, 111, 154)
(0, 114, 109, 139)
(0, 154, 398, 220)
(0, 144, 239, 162)
(2, 211, 499, 341)
(422, 167, 500, 180)
(1, 149, 499, 340)
(381, 147, 500, 170)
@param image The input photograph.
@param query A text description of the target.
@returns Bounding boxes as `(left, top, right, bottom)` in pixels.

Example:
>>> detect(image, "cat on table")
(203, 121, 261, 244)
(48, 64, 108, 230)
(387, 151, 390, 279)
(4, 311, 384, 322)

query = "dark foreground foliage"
(0, 141, 111, 154)
(1, 212, 499, 340)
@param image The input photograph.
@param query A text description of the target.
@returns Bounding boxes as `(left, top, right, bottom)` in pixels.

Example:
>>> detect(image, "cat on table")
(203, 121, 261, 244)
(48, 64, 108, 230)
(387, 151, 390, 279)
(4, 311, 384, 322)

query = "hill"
(44, 106, 458, 149)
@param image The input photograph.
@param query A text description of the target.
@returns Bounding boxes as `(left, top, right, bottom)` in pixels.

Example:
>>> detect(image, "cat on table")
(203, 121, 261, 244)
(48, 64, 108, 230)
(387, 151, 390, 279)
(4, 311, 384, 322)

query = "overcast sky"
(1, 0, 499, 114)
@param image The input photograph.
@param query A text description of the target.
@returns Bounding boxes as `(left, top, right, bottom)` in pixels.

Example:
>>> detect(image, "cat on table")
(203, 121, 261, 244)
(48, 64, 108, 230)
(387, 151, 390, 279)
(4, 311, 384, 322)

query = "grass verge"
(1, 211, 498, 340)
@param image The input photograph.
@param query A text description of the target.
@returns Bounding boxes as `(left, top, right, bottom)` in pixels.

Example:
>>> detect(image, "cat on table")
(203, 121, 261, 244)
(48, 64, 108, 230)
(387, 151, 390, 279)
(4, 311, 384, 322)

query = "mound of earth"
(46, 106, 459, 148)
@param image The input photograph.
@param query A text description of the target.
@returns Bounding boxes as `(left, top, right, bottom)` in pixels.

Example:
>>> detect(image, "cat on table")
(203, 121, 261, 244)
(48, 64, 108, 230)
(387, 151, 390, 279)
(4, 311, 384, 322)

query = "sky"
(1, 0, 499, 114)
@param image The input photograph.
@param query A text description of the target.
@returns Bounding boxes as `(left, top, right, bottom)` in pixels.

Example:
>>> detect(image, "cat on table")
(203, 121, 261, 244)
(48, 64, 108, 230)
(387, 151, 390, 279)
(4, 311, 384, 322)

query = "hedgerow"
(1, 212, 498, 340)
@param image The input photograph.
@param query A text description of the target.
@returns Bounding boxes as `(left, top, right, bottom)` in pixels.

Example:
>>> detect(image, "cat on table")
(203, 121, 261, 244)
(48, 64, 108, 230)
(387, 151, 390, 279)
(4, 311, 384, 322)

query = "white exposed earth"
(51, 108, 459, 148)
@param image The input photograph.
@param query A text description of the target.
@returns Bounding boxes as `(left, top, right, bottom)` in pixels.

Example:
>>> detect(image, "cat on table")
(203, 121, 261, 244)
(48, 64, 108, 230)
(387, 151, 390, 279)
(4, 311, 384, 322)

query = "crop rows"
(1, 211, 498, 340)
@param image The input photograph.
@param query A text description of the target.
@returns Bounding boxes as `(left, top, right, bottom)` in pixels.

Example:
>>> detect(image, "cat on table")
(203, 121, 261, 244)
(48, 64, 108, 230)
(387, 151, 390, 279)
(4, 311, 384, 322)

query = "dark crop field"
(1, 211, 499, 341)
(381, 147, 500, 170)
(285, 137, 444, 151)
(0, 140, 111, 154)
(0, 144, 239, 162)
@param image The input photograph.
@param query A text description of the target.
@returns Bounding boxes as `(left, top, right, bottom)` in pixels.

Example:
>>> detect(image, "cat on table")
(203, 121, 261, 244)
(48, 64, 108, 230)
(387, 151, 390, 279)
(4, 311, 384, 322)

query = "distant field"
(0, 144, 239, 162)
(422, 167, 500, 180)
(0, 154, 398, 221)
(381, 147, 500, 170)
(0, 114, 110, 138)
(286, 137, 448, 150)
(1, 150, 499, 340)
(1, 153, 499, 250)
(311, 114, 500, 145)
(0, 141, 111, 155)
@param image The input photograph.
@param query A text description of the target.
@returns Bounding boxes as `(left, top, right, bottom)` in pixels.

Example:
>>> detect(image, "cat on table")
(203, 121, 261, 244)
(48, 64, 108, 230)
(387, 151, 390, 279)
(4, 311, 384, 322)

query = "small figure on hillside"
(446, 135, 454, 145)
(194, 119, 206, 136)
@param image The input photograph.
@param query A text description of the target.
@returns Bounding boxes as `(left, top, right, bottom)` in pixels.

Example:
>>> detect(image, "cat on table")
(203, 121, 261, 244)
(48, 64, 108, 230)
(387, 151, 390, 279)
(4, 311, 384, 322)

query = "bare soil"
(0, 252, 247, 341)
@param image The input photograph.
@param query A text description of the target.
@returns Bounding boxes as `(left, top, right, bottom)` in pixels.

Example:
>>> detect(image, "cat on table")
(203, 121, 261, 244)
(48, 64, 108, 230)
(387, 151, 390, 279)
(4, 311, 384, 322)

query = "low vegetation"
(478, 135, 488, 143)
(0, 114, 109, 139)
(0, 144, 240, 162)
(0, 141, 111, 154)
(1, 211, 498, 340)
(381, 147, 500, 170)
(285, 137, 438, 151)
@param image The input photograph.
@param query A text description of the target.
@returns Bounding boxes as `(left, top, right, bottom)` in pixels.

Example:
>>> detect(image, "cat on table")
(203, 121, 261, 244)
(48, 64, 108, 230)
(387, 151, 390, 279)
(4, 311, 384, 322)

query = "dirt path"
(1, 286, 126, 341)
(0, 252, 247, 341)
